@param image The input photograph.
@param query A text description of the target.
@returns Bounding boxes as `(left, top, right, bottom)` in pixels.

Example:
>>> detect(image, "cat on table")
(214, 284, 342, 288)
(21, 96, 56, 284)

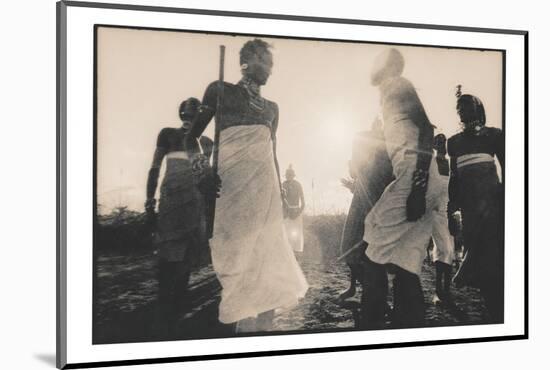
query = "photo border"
(57, 1, 529, 368)
(90, 22, 508, 342)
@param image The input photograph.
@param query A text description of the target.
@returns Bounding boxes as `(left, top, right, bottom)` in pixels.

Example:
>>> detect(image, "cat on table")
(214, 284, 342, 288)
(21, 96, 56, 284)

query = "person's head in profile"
(370, 48, 405, 86)
(433, 133, 447, 154)
(455, 85, 486, 133)
(240, 38, 273, 86)
(178, 97, 201, 133)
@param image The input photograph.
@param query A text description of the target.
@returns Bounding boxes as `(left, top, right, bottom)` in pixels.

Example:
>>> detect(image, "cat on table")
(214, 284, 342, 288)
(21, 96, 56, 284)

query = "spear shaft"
(206, 45, 225, 238)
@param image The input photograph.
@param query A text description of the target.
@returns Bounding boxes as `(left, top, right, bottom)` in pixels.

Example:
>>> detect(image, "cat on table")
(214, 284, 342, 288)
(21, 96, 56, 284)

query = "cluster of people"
(144, 38, 504, 336)
(338, 49, 504, 328)
(146, 39, 307, 334)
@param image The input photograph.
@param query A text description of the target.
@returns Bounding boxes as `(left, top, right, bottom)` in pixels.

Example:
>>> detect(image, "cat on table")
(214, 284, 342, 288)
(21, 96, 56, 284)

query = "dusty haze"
(96, 27, 502, 214)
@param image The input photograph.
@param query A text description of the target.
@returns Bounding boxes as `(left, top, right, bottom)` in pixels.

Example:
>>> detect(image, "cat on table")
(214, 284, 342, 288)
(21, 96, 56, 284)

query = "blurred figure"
(282, 165, 305, 253)
(448, 85, 504, 323)
(337, 117, 393, 304)
(145, 98, 213, 332)
(185, 39, 308, 333)
(361, 48, 447, 329)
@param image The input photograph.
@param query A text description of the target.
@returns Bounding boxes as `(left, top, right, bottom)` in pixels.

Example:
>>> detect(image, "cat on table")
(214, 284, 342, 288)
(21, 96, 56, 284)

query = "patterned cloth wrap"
(210, 125, 308, 324)
(154, 152, 206, 262)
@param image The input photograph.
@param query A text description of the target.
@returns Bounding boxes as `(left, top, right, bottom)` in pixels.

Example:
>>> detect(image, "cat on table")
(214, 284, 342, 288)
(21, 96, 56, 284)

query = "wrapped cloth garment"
(339, 129, 394, 265)
(283, 206, 304, 252)
(364, 77, 447, 276)
(154, 151, 206, 262)
(451, 159, 503, 289)
(363, 121, 445, 276)
(210, 125, 308, 324)
(447, 128, 504, 290)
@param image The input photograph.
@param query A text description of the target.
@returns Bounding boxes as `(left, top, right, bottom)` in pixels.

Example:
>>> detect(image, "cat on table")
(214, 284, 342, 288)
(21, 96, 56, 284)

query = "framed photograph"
(57, 0, 528, 368)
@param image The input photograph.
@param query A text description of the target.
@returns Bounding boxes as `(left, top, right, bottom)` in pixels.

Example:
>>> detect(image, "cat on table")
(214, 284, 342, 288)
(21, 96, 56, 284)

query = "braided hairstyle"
(179, 97, 201, 122)
(240, 39, 272, 65)
(455, 85, 486, 134)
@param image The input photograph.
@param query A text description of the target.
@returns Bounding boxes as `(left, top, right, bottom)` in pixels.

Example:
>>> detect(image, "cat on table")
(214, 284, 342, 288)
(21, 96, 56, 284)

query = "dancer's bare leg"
(338, 265, 358, 303)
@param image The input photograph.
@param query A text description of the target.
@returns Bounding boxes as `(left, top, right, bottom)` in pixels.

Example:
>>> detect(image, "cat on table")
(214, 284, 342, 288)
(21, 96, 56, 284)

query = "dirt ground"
(94, 252, 489, 344)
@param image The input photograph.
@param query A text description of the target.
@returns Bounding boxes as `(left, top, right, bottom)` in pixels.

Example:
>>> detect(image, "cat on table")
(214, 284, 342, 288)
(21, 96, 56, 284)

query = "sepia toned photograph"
(92, 24, 506, 345)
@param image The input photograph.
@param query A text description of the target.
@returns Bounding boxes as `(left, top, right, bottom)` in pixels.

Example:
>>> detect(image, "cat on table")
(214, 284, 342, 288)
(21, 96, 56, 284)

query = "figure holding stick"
(185, 39, 308, 333)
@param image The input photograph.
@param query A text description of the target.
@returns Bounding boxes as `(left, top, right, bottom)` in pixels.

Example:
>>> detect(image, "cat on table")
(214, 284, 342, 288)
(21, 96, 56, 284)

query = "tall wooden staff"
(206, 45, 225, 238)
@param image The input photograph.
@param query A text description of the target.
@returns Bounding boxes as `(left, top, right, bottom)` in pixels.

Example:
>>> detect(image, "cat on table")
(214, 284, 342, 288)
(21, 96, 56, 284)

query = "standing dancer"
(431, 134, 455, 305)
(145, 98, 213, 333)
(337, 117, 394, 304)
(448, 85, 504, 323)
(361, 48, 447, 329)
(185, 39, 308, 333)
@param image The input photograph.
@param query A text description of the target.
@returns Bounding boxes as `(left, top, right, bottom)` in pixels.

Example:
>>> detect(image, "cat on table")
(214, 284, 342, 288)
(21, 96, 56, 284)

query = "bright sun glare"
(318, 120, 355, 154)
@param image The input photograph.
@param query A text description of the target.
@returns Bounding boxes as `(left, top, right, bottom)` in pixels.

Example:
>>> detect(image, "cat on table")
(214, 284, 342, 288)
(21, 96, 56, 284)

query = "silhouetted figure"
(338, 117, 393, 304)
(185, 39, 308, 333)
(448, 85, 504, 323)
(145, 98, 213, 333)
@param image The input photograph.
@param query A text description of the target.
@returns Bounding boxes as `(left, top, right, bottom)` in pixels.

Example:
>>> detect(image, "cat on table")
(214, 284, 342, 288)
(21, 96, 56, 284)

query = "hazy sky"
(97, 27, 502, 215)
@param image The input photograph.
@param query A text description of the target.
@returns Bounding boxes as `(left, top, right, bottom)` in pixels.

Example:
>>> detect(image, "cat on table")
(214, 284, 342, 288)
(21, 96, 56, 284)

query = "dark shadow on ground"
(94, 272, 234, 344)
(94, 253, 489, 344)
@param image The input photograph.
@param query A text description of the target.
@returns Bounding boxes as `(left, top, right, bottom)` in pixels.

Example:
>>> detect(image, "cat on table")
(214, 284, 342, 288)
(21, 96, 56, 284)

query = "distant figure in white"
(282, 165, 305, 253)
(184, 39, 308, 333)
